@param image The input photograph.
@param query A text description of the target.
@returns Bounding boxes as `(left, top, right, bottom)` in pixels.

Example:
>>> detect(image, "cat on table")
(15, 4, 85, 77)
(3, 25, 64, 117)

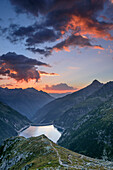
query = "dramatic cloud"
(5, 23, 42, 43)
(43, 83, 77, 91)
(10, 0, 48, 16)
(0, 52, 50, 82)
(26, 47, 51, 56)
(39, 71, 59, 76)
(4, 24, 61, 55)
(53, 35, 104, 52)
(3, 0, 113, 55)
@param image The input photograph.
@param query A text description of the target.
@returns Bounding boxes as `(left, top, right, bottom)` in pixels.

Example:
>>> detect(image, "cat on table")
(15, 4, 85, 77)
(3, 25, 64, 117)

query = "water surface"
(19, 125, 61, 143)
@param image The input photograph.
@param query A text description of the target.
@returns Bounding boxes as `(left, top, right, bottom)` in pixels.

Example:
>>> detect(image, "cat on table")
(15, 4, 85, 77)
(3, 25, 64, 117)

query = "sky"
(0, 0, 113, 93)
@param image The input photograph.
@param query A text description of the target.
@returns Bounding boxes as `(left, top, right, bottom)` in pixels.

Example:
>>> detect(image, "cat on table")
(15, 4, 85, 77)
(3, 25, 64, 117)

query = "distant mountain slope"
(33, 80, 103, 125)
(0, 135, 113, 169)
(0, 87, 54, 119)
(58, 94, 113, 161)
(49, 92, 72, 98)
(0, 102, 30, 145)
(54, 81, 113, 128)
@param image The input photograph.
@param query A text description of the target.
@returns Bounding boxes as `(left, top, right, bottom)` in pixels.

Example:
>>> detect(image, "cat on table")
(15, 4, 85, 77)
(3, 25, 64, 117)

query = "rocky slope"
(0, 135, 113, 170)
(0, 102, 30, 145)
(58, 94, 113, 161)
(33, 80, 103, 125)
(0, 87, 54, 119)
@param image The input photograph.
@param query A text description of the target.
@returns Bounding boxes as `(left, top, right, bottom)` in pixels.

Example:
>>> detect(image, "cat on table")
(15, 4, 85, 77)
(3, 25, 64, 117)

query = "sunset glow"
(0, 0, 113, 94)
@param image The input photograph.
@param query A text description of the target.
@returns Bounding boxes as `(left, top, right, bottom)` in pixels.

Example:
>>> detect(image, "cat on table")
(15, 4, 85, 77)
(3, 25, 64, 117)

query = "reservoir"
(19, 125, 62, 143)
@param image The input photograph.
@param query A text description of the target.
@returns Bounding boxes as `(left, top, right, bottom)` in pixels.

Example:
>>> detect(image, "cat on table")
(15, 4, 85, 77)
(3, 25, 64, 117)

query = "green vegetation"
(58, 97, 113, 161)
(0, 135, 113, 169)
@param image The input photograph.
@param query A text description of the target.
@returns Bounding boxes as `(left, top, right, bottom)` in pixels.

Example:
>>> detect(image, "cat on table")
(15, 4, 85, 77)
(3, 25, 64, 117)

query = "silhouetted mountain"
(33, 80, 103, 125)
(0, 102, 30, 145)
(0, 135, 113, 169)
(0, 87, 54, 119)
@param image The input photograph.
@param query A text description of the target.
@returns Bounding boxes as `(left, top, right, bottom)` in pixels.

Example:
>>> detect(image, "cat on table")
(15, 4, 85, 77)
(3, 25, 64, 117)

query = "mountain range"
(33, 80, 104, 126)
(1, 79, 113, 165)
(0, 87, 54, 119)
(32, 80, 113, 160)
(0, 135, 113, 169)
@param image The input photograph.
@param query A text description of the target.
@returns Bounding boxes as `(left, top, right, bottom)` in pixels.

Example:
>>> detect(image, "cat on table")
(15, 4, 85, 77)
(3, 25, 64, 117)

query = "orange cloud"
(52, 34, 104, 53)
(39, 71, 59, 76)
(65, 15, 113, 40)
(63, 46, 70, 52)
(53, 48, 61, 52)
(0, 78, 39, 89)
(92, 46, 104, 50)
(6, 0, 113, 56)
(0, 52, 50, 82)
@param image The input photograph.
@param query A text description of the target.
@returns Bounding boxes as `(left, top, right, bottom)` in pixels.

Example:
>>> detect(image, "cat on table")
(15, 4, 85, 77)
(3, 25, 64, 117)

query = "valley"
(0, 80, 113, 169)
(0, 0, 113, 168)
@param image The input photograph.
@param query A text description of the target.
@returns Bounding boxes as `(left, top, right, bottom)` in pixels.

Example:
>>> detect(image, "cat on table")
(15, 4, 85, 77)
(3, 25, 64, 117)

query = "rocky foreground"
(0, 135, 113, 169)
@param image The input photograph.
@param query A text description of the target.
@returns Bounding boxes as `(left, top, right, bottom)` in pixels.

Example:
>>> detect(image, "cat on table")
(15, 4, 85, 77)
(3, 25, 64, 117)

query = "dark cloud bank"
(0, 52, 50, 82)
(1, 0, 113, 56)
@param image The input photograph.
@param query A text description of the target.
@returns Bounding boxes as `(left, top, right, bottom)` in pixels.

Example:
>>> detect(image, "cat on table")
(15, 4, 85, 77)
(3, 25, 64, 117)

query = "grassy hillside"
(0, 135, 113, 169)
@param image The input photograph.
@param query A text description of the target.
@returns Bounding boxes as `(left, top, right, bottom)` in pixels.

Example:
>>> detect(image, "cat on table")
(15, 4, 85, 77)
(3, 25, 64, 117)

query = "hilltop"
(0, 135, 113, 169)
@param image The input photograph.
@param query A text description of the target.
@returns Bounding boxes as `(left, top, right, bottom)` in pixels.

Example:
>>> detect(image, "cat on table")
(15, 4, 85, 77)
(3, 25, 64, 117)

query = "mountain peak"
(91, 79, 103, 86)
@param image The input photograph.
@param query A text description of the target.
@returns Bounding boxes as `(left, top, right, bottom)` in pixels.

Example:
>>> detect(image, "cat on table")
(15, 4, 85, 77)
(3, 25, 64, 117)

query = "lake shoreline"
(29, 123, 65, 133)
(19, 124, 63, 143)
(31, 122, 53, 126)
(17, 124, 31, 134)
